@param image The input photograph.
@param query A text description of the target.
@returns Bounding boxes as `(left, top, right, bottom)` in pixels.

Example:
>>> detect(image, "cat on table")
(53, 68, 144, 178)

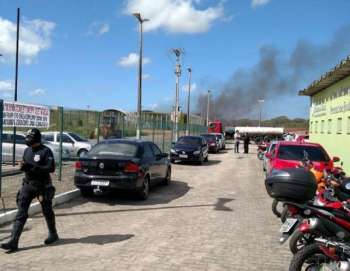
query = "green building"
(299, 55, 350, 173)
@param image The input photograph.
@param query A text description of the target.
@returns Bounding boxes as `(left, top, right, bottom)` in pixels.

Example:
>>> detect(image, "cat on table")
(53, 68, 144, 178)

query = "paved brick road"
(0, 144, 292, 271)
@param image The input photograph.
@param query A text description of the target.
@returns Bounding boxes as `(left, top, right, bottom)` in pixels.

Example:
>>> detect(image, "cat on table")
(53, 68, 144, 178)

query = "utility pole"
(12, 8, 20, 167)
(186, 67, 192, 136)
(172, 48, 182, 142)
(206, 90, 211, 126)
(258, 99, 265, 127)
(133, 13, 149, 139)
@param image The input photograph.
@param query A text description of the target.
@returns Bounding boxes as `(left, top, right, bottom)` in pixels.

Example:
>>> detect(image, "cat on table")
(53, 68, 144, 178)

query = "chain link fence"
(0, 101, 207, 212)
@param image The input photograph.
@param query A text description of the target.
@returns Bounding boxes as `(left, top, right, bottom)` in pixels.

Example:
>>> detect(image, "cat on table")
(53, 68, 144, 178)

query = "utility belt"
(17, 179, 56, 205)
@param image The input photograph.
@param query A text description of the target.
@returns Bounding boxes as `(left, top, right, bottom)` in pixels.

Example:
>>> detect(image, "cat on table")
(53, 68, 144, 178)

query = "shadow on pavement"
(176, 160, 221, 167)
(16, 234, 134, 252)
(54, 180, 192, 209)
(51, 197, 234, 218)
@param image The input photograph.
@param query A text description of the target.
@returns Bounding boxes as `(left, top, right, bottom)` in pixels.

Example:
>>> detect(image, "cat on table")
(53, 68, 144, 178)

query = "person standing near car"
(1, 128, 59, 253)
(234, 130, 240, 153)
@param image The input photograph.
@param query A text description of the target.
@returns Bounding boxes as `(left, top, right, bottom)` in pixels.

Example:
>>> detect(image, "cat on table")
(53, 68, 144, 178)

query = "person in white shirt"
(234, 130, 240, 153)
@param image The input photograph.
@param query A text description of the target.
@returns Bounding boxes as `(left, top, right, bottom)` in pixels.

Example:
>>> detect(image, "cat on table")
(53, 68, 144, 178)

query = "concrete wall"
(309, 75, 350, 173)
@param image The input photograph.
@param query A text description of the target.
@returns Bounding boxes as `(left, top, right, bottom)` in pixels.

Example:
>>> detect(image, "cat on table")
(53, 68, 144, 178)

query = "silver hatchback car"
(42, 131, 92, 158)
(1, 131, 70, 163)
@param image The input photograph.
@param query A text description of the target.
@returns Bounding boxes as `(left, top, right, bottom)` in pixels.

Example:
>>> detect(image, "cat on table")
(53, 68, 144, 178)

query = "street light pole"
(13, 8, 20, 166)
(172, 48, 182, 142)
(258, 99, 265, 127)
(206, 90, 211, 126)
(133, 13, 149, 140)
(186, 67, 192, 136)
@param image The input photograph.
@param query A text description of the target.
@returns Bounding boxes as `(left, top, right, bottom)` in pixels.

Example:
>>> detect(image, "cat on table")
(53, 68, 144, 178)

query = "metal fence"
(0, 101, 207, 210)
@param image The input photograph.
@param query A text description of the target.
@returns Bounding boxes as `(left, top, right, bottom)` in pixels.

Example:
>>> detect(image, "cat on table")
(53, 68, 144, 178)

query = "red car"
(265, 141, 339, 176)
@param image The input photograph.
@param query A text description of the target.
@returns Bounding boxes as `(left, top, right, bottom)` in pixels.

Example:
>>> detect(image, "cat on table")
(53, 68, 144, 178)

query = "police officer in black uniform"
(1, 128, 59, 253)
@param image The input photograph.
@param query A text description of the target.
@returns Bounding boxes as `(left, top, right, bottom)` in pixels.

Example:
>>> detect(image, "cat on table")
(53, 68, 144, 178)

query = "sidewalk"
(0, 162, 76, 213)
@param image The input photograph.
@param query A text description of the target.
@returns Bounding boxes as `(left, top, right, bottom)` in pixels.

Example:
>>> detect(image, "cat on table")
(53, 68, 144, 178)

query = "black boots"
(1, 240, 18, 253)
(1, 221, 23, 253)
(44, 232, 59, 245)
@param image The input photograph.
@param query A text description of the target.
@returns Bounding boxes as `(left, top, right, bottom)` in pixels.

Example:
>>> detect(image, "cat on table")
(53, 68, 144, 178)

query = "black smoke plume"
(196, 24, 350, 123)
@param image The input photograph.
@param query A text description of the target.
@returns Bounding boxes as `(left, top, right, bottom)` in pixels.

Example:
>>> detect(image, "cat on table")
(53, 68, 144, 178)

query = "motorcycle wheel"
(289, 243, 331, 271)
(271, 199, 283, 218)
(289, 230, 318, 254)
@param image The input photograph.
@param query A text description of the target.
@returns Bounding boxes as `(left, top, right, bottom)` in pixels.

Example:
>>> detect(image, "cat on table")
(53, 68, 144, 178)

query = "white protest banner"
(3, 102, 50, 128)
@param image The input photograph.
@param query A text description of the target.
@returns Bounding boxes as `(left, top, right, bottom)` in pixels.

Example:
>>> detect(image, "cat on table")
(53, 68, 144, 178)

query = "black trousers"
(234, 142, 240, 153)
(11, 182, 56, 243)
(244, 144, 249, 153)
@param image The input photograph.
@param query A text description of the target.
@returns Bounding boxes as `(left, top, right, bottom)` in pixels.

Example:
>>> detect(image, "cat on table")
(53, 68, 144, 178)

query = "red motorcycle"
(257, 143, 267, 160)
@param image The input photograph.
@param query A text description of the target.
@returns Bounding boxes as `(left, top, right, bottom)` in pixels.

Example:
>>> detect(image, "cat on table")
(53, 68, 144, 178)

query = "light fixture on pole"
(207, 90, 211, 126)
(186, 67, 192, 136)
(133, 13, 149, 139)
(172, 48, 183, 142)
(258, 99, 265, 127)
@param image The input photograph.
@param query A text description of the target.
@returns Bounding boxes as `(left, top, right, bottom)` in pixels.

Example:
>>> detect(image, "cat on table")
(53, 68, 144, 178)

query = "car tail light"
(124, 162, 140, 173)
(75, 161, 82, 170)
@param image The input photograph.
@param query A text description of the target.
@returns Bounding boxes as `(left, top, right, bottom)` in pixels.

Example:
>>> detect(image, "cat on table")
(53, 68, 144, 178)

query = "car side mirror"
(265, 152, 272, 159)
(171, 142, 176, 148)
(333, 156, 340, 163)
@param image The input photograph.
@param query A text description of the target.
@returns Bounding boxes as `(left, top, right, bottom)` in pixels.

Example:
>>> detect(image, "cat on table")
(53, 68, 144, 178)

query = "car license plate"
(279, 218, 298, 233)
(91, 180, 110, 187)
(179, 154, 188, 158)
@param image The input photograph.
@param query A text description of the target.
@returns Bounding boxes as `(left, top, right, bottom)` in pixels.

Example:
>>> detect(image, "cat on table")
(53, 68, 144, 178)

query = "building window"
(337, 118, 343, 134)
(347, 117, 350, 134)
(321, 120, 325, 134)
(310, 122, 313, 134)
(315, 121, 318, 134)
(328, 119, 332, 134)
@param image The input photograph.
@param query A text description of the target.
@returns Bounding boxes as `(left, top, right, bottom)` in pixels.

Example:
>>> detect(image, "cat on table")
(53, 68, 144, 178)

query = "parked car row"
(1, 130, 92, 164)
(73, 133, 226, 200)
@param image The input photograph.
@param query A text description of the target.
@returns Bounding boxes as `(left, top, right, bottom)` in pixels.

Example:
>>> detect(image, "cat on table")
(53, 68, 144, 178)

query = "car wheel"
(197, 155, 203, 165)
(137, 176, 150, 200)
(78, 149, 88, 158)
(80, 187, 93, 197)
(170, 158, 175, 164)
(162, 167, 171, 185)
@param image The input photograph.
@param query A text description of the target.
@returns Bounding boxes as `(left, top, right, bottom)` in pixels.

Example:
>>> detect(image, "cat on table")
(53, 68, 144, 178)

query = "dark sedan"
(170, 136, 208, 164)
(74, 139, 171, 200)
(200, 134, 220, 153)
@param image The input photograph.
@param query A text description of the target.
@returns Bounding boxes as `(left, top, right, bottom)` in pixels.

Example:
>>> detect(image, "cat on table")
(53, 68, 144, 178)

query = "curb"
(0, 189, 81, 226)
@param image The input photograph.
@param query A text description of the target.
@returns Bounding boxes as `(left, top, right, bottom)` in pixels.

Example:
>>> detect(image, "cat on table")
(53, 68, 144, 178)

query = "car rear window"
(277, 145, 330, 162)
(89, 142, 139, 157)
(200, 134, 216, 141)
(177, 137, 201, 146)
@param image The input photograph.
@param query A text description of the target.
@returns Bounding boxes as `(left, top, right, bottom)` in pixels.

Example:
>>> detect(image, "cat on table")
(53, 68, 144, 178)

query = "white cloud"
(86, 22, 110, 36)
(124, 0, 225, 33)
(0, 17, 55, 64)
(0, 80, 14, 92)
(142, 73, 151, 80)
(118, 52, 151, 67)
(251, 0, 271, 8)
(182, 83, 197, 92)
(30, 88, 46, 96)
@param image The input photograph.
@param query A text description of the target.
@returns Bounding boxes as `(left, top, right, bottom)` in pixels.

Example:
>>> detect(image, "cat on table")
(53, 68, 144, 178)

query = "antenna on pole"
(172, 48, 184, 142)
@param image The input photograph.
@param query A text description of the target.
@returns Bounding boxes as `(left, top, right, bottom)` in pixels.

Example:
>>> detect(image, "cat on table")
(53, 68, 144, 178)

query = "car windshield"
(177, 137, 201, 146)
(201, 134, 216, 141)
(68, 132, 88, 142)
(89, 142, 138, 157)
(277, 145, 330, 162)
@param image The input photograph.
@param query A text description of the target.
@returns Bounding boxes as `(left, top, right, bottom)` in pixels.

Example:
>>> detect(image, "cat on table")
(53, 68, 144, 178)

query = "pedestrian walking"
(244, 133, 250, 154)
(234, 130, 240, 153)
(1, 128, 59, 253)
